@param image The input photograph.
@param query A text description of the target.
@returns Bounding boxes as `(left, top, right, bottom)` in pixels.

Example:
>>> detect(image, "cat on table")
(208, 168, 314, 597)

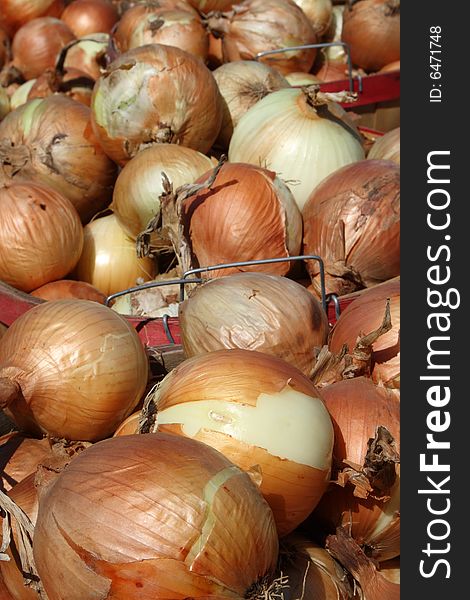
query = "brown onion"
(33, 433, 279, 597)
(30, 279, 107, 303)
(113, 410, 140, 436)
(187, 0, 234, 12)
(302, 159, 400, 296)
(0, 95, 118, 223)
(179, 272, 329, 376)
(368, 126, 400, 164)
(152, 348, 334, 537)
(62, 33, 110, 80)
(11, 17, 76, 81)
(26, 66, 95, 106)
(329, 278, 400, 388)
(91, 44, 223, 165)
(0, 433, 51, 492)
(313, 56, 348, 82)
(61, 0, 119, 37)
(0, 1, 65, 37)
(0, 299, 149, 441)
(341, 0, 400, 72)
(0, 181, 84, 292)
(293, 0, 333, 36)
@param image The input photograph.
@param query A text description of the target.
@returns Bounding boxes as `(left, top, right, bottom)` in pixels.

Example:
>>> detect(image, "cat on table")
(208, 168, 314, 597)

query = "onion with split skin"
(151, 348, 334, 537)
(62, 33, 110, 80)
(0, 1, 65, 37)
(0, 299, 149, 441)
(32, 432, 279, 598)
(90, 43, 224, 165)
(60, 0, 119, 37)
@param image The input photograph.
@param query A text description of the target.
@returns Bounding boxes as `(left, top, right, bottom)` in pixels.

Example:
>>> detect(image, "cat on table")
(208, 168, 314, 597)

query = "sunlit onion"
(292, 0, 333, 36)
(60, 0, 119, 37)
(368, 127, 400, 164)
(30, 279, 107, 303)
(0, 0, 65, 37)
(33, 433, 279, 597)
(302, 159, 400, 296)
(0, 299, 149, 441)
(151, 348, 334, 536)
(0, 433, 51, 492)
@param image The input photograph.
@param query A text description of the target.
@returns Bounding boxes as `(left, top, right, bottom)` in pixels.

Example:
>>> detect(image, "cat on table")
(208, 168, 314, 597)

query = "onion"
(0, 299, 149, 441)
(33, 432, 279, 597)
(379, 59, 400, 73)
(0, 86, 10, 120)
(91, 44, 224, 165)
(306, 377, 400, 562)
(178, 162, 303, 276)
(313, 56, 348, 82)
(75, 213, 157, 297)
(7, 80, 36, 110)
(151, 348, 334, 536)
(30, 279, 107, 303)
(292, 0, 333, 36)
(0, 433, 51, 492)
(113, 410, 140, 436)
(186, 0, 235, 12)
(0, 1, 65, 37)
(0, 27, 9, 70)
(284, 71, 321, 86)
(0, 96, 117, 224)
(111, 143, 215, 240)
(321, 3, 345, 61)
(60, 0, 119, 37)
(25, 66, 95, 106)
(62, 33, 110, 80)
(329, 278, 400, 388)
(0, 324, 7, 340)
(11, 17, 76, 81)
(228, 86, 365, 211)
(207, 30, 224, 68)
(302, 160, 400, 296)
(179, 272, 329, 376)
(208, 0, 318, 76)
(110, 272, 181, 317)
(114, 3, 209, 62)
(368, 126, 400, 164)
(213, 60, 290, 149)
(0, 181, 84, 292)
(380, 557, 400, 583)
(341, 0, 400, 72)
(0, 574, 14, 599)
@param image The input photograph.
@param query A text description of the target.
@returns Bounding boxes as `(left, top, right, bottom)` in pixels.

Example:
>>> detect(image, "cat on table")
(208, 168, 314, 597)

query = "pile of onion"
(228, 86, 365, 211)
(329, 277, 400, 389)
(302, 159, 400, 297)
(179, 272, 329, 376)
(90, 44, 224, 165)
(341, 0, 400, 72)
(0, 0, 65, 37)
(207, 0, 318, 75)
(0, 299, 149, 441)
(60, 0, 119, 37)
(368, 126, 400, 163)
(0, 95, 117, 223)
(150, 348, 334, 536)
(0, 181, 84, 292)
(32, 433, 279, 598)
(304, 376, 400, 562)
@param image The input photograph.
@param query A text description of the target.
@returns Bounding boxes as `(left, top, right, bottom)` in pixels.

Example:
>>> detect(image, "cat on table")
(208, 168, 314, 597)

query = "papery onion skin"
(0, 299, 149, 441)
(91, 43, 224, 165)
(111, 143, 215, 240)
(179, 272, 329, 376)
(0, 181, 84, 292)
(329, 278, 400, 388)
(181, 161, 303, 277)
(368, 127, 400, 164)
(62, 33, 110, 80)
(60, 0, 119, 37)
(0, 432, 51, 492)
(0, 0, 65, 37)
(284, 71, 321, 86)
(30, 279, 107, 303)
(33, 433, 279, 599)
(153, 348, 334, 537)
(27, 66, 95, 106)
(0, 96, 118, 224)
(228, 86, 365, 211)
(11, 17, 76, 81)
(302, 159, 400, 296)
(341, 0, 400, 72)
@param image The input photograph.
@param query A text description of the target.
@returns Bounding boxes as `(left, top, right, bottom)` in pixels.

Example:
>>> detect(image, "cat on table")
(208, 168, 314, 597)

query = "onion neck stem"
(0, 377, 22, 409)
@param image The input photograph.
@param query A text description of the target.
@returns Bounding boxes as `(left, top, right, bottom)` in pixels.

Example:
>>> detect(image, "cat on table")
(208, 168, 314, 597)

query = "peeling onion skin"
(90, 44, 224, 165)
(0, 181, 84, 293)
(62, 33, 110, 81)
(0, 433, 51, 492)
(0, 0, 65, 37)
(153, 348, 334, 537)
(302, 159, 400, 297)
(0, 300, 149, 441)
(0, 96, 118, 224)
(179, 272, 329, 376)
(33, 433, 279, 599)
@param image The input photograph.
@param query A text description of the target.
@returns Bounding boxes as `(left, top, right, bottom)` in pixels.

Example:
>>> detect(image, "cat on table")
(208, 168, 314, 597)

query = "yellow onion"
(30, 279, 107, 303)
(75, 213, 157, 297)
(114, 3, 209, 62)
(213, 60, 290, 149)
(11, 17, 76, 81)
(0, 0, 65, 37)
(152, 348, 334, 537)
(60, 0, 119, 37)
(33, 433, 279, 598)
(228, 86, 365, 211)
(0, 433, 51, 492)
(0, 299, 149, 441)
(180, 162, 303, 276)
(208, 0, 318, 76)
(91, 44, 224, 165)
(179, 272, 329, 376)
(380, 557, 400, 583)
(302, 160, 400, 296)
(24, 66, 95, 106)
(313, 56, 348, 82)
(306, 377, 400, 562)
(379, 59, 400, 73)
(284, 71, 321, 86)
(111, 144, 215, 240)
(187, 0, 235, 12)
(113, 410, 140, 436)
(0, 181, 84, 292)
(292, 0, 333, 36)
(368, 127, 400, 164)
(341, 0, 400, 72)
(0, 96, 117, 224)
(329, 278, 400, 388)
(61, 33, 110, 80)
